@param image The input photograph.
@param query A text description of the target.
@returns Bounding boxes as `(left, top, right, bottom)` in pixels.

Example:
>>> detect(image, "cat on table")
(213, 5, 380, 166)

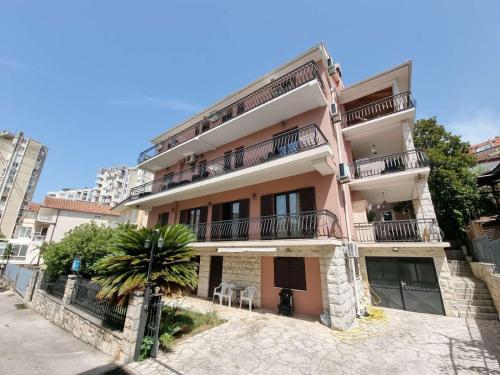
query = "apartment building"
(118, 43, 452, 329)
(3, 197, 123, 265)
(469, 136, 500, 171)
(95, 166, 152, 207)
(47, 187, 97, 202)
(0, 131, 47, 238)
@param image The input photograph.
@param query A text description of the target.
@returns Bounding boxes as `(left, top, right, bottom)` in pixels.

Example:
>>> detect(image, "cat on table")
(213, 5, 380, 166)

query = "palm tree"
(93, 225, 198, 303)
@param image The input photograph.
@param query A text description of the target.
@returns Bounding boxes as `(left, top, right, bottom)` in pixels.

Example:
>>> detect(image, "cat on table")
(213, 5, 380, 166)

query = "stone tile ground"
(127, 297, 500, 375)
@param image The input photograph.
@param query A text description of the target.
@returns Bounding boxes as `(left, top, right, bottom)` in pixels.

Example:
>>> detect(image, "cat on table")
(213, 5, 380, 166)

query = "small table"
(231, 286, 246, 304)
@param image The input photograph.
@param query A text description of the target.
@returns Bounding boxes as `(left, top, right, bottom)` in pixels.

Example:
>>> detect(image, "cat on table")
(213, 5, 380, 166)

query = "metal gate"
(366, 257, 445, 315)
(3, 263, 34, 297)
(135, 293, 164, 360)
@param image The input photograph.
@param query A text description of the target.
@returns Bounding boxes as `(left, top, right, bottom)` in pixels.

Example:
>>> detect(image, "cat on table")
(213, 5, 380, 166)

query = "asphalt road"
(0, 290, 128, 375)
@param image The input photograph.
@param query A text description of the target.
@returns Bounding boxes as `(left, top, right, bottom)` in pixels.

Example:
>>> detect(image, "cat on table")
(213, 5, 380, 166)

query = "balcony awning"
(217, 247, 277, 253)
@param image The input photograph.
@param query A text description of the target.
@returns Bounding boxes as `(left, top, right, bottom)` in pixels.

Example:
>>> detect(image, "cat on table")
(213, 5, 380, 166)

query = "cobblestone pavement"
(127, 297, 500, 375)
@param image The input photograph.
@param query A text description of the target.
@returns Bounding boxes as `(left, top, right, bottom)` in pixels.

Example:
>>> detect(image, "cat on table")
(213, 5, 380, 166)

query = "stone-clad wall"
(194, 245, 359, 330)
(470, 262, 500, 318)
(222, 255, 262, 307)
(32, 290, 123, 358)
(358, 246, 456, 317)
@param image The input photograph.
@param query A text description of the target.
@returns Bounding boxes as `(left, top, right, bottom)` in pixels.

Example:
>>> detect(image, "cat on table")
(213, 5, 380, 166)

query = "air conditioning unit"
(338, 162, 351, 183)
(346, 242, 359, 258)
(334, 63, 343, 78)
(185, 154, 196, 164)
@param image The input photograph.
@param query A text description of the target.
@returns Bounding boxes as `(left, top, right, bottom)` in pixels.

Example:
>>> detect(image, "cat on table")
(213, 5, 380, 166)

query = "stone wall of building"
(470, 262, 500, 318)
(194, 245, 360, 330)
(358, 246, 457, 317)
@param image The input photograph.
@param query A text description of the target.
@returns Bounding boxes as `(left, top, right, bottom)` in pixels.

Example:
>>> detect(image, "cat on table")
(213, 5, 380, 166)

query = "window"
(10, 244, 28, 258)
(274, 257, 306, 290)
(18, 226, 32, 238)
(158, 212, 169, 226)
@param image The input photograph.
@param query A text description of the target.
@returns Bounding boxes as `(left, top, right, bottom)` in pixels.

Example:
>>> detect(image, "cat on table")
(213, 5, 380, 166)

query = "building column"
(325, 246, 356, 330)
(197, 255, 211, 298)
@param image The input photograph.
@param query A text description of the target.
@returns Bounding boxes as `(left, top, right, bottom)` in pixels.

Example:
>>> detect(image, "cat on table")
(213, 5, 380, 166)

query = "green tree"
(42, 223, 116, 278)
(93, 225, 198, 303)
(414, 117, 480, 240)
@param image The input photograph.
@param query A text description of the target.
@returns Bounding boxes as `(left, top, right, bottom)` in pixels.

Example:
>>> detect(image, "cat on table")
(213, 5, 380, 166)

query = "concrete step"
(454, 290, 492, 298)
(456, 304, 498, 314)
(457, 311, 499, 320)
(452, 281, 487, 288)
(456, 298, 495, 307)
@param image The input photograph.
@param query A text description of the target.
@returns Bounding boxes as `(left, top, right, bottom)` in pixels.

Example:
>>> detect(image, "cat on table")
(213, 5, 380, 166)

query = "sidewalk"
(0, 290, 125, 375)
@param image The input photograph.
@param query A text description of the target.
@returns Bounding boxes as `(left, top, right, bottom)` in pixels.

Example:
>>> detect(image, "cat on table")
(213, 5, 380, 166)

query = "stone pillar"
(326, 246, 356, 330)
(23, 269, 40, 302)
(120, 291, 145, 362)
(197, 255, 211, 298)
(413, 179, 440, 241)
(62, 274, 80, 305)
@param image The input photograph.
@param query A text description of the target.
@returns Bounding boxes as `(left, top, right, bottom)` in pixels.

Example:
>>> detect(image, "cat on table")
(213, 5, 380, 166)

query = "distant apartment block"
(94, 166, 153, 207)
(0, 131, 47, 238)
(47, 187, 97, 202)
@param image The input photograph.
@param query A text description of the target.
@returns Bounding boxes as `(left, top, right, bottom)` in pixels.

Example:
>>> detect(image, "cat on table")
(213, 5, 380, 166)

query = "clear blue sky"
(1, 1, 499, 202)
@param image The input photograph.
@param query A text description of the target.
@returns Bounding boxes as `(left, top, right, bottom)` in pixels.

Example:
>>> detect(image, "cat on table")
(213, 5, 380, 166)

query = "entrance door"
(366, 257, 445, 315)
(208, 256, 223, 298)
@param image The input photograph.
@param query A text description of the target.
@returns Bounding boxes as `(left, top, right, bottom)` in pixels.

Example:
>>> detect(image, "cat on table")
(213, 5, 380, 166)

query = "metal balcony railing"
(129, 124, 327, 201)
(348, 150, 428, 179)
(186, 210, 338, 242)
(354, 219, 441, 242)
(138, 61, 328, 164)
(341, 91, 414, 128)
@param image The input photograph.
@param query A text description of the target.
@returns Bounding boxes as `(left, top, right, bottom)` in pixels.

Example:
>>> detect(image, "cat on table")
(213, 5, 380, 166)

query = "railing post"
(62, 274, 80, 305)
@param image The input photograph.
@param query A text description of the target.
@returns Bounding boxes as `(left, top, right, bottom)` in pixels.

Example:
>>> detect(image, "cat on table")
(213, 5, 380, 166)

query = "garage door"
(366, 257, 445, 315)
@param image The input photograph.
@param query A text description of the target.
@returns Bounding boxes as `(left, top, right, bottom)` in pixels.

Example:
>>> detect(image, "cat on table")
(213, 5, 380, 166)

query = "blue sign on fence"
(71, 257, 81, 273)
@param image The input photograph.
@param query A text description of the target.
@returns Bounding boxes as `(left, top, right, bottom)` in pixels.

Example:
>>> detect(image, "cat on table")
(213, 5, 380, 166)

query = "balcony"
(347, 150, 430, 203)
(348, 150, 428, 180)
(138, 61, 328, 171)
(341, 92, 414, 129)
(354, 219, 441, 243)
(126, 125, 334, 208)
(36, 214, 56, 223)
(186, 210, 338, 242)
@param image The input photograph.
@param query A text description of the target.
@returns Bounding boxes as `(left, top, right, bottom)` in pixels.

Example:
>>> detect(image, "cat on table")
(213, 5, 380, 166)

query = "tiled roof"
(41, 197, 120, 216)
(26, 202, 40, 212)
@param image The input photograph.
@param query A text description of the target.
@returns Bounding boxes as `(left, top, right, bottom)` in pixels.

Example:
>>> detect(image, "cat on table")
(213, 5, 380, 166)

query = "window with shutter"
(274, 257, 306, 290)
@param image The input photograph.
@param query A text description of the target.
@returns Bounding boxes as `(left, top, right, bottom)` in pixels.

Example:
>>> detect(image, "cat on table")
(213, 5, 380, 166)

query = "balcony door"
(261, 187, 316, 239)
(179, 206, 208, 241)
(211, 199, 249, 240)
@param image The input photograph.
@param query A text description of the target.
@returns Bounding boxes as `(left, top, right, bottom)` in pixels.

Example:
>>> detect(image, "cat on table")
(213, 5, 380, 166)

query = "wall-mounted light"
(252, 193, 257, 200)
(371, 145, 378, 155)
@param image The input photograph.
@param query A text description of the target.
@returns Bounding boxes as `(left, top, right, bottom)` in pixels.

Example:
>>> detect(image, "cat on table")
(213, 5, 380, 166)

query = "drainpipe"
(331, 95, 361, 316)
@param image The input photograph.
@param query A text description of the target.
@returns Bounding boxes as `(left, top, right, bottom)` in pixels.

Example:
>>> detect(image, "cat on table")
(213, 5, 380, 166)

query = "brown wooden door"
(208, 256, 223, 298)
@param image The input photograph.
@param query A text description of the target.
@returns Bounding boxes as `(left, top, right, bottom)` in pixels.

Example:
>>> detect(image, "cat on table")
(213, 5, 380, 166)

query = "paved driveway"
(128, 297, 500, 375)
(0, 291, 123, 375)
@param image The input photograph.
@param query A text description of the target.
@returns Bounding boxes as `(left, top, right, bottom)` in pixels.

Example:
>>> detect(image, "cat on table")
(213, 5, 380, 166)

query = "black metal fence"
(187, 210, 338, 242)
(130, 124, 327, 201)
(355, 219, 442, 243)
(471, 236, 500, 273)
(40, 275, 67, 299)
(138, 61, 327, 163)
(348, 150, 429, 179)
(71, 279, 127, 331)
(341, 91, 414, 128)
(143, 294, 163, 358)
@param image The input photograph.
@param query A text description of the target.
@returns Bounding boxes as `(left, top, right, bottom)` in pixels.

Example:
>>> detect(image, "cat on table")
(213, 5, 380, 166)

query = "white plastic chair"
(213, 283, 235, 307)
(239, 286, 257, 311)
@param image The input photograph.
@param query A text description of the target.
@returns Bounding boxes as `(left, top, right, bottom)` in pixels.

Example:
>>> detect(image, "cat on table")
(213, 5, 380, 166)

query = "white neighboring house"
(1, 198, 123, 266)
